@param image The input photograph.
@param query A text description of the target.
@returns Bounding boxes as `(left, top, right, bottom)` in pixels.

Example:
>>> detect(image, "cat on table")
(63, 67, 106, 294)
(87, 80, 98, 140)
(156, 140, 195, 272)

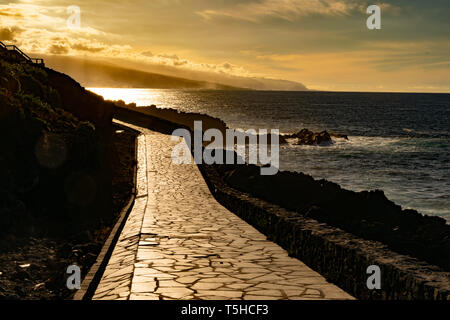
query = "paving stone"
(199, 276, 238, 283)
(131, 282, 157, 293)
(155, 287, 194, 299)
(226, 283, 254, 290)
(130, 293, 160, 300)
(243, 295, 280, 300)
(175, 276, 199, 284)
(254, 283, 303, 291)
(191, 282, 224, 290)
(195, 295, 234, 300)
(196, 290, 243, 299)
(246, 290, 283, 297)
(158, 280, 186, 287)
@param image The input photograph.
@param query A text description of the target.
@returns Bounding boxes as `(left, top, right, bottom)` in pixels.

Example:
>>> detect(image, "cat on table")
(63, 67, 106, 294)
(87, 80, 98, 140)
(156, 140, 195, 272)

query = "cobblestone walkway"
(93, 122, 354, 300)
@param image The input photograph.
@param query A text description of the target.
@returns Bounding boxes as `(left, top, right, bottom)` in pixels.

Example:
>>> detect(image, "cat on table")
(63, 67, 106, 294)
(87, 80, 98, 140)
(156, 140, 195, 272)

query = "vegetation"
(0, 57, 101, 240)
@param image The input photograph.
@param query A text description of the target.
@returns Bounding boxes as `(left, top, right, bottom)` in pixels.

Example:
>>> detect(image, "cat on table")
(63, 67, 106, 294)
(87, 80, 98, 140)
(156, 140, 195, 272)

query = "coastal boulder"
(283, 128, 349, 145)
(291, 129, 333, 145)
(330, 132, 349, 140)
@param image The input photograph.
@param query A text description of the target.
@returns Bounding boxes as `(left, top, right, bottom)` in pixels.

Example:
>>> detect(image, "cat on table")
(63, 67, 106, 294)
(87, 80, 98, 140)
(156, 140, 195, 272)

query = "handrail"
(6, 45, 32, 61)
(0, 40, 44, 66)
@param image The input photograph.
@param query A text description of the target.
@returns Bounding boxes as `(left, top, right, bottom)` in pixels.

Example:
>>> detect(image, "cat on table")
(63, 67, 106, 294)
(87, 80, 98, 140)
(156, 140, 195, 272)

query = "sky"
(0, 0, 449, 92)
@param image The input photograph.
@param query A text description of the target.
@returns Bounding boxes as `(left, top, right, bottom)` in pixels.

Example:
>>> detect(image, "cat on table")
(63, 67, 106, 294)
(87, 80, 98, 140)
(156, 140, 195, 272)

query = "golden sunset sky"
(1, 0, 449, 92)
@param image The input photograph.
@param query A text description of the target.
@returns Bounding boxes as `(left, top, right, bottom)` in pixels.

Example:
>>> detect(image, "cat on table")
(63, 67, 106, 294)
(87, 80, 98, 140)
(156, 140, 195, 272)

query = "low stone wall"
(74, 122, 140, 300)
(114, 106, 181, 135)
(200, 165, 450, 300)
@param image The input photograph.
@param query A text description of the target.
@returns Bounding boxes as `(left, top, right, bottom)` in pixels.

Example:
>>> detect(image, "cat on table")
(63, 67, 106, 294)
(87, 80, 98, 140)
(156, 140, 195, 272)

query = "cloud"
(198, 0, 357, 22)
(0, 2, 255, 78)
(0, 8, 24, 18)
(0, 3, 130, 58)
(197, 0, 399, 22)
(0, 26, 24, 41)
(71, 42, 105, 53)
(173, 60, 188, 66)
(139, 53, 251, 76)
(49, 43, 69, 54)
(157, 53, 180, 60)
(141, 51, 154, 57)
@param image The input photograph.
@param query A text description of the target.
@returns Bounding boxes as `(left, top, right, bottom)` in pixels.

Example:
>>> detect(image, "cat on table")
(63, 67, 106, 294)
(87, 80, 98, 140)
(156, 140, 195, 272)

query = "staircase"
(0, 41, 44, 66)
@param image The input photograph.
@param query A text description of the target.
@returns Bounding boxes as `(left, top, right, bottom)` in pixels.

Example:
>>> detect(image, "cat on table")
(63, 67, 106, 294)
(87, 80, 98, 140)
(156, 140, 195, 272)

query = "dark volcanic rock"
(204, 160, 450, 271)
(284, 129, 333, 145)
(282, 129, 349, 145)
(330, 132, 348, 140)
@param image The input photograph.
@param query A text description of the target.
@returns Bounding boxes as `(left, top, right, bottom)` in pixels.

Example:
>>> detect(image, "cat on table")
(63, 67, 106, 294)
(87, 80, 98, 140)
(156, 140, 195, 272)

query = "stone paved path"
(93, 121, 354, 300)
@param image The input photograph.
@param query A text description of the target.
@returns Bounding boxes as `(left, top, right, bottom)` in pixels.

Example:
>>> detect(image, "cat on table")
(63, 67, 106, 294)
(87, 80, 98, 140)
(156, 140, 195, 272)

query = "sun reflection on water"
(87, 88, 163, 107)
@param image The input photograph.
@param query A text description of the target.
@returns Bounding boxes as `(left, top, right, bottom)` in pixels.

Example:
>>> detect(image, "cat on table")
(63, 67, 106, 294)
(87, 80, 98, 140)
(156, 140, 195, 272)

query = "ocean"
(89, 88, 450, 220)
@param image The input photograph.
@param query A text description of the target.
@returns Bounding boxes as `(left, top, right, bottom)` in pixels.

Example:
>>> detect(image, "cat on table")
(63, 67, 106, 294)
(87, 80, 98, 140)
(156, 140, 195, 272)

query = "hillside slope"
(43, 55, 308, 91)
(43, 57, 242, 90)
(0, 47, 114, 235)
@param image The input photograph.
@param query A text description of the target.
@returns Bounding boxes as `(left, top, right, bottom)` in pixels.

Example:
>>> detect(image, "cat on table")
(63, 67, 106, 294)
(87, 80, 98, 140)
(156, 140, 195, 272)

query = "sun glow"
(88, 88, 163, 106)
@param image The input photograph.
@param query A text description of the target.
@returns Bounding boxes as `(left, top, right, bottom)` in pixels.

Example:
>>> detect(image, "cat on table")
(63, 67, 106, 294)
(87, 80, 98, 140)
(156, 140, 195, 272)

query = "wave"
(284, 135, 450, 153)
(402, 127, 450, 138)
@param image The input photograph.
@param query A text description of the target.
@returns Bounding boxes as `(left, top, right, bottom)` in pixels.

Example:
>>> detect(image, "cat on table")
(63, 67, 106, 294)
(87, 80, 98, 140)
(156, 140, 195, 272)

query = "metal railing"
(0, 40, 45, 66)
